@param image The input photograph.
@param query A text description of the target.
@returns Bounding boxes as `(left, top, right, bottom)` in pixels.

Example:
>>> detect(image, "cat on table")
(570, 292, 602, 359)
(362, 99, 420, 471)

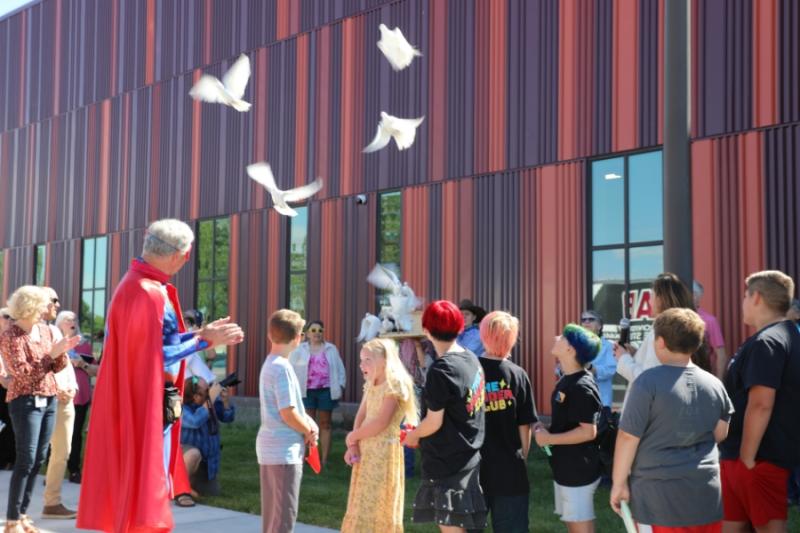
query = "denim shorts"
(302, 387, 338, 411)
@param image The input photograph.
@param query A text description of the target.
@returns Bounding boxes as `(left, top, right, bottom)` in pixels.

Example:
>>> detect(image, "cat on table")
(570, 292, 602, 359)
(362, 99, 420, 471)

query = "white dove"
(377, 24, 422, 71)
(356, 313, 382, 342)
(367, 264, 402, 295)
(189, 53, 252, 112)
(247, 162, 324, 217)
(363, 112, 425, 153)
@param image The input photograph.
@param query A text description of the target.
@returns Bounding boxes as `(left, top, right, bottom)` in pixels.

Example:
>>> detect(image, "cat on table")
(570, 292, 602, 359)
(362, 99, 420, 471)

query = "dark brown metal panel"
(45, 238, 82, 314)
(764, 125, 800, 291)
(3, 246, 34, 291)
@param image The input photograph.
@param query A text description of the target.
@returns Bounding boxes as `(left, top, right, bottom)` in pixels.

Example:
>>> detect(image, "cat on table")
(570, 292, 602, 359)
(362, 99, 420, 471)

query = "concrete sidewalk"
(0, 471, 336, 532)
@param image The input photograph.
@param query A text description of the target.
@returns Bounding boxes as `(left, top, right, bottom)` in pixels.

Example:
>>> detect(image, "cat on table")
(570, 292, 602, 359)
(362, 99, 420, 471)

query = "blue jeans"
(7, 395, 56, 519)
(470, 493, 529, 533)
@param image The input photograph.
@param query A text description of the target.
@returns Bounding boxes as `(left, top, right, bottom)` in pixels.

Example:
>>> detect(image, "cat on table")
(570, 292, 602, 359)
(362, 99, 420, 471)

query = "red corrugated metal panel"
(427, 0, 446, 181)
(523, 162, 585, 414)
(440, 179, 473, 302)
(691, 133, 765, 356)
(559, 0, 595, 160)
(401, 186, 430, 303)
(753, 0, 778, 127)
(473, 0, 506, 173)
(612, 0, 638, 152)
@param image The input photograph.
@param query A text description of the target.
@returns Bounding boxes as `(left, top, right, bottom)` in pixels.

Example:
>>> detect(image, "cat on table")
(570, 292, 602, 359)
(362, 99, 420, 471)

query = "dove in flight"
(189, 53, 252, 112)
(247, 162, 324, 217)
(363, 112, 425, 153)
(377, 24, 422, 71)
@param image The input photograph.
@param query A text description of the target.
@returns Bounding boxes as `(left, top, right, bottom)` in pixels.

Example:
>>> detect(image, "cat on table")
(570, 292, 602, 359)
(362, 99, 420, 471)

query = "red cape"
(77, 259, 190, 532)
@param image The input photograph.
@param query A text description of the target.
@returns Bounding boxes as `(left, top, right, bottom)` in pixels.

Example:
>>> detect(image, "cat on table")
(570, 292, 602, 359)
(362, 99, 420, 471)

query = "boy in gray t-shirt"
(610, 308, 734, 529)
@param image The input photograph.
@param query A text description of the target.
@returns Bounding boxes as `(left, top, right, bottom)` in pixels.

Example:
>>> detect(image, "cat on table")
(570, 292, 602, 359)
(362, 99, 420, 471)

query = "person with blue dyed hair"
(535, 323, 603, 532)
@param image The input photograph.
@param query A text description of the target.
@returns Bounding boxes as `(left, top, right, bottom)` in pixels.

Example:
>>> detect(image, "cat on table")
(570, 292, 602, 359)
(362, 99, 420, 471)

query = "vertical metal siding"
(779, 0, 799, 124)
(753, 0, 778, 127)
(764, 125, 800, 287)
(691, 133, 765, 357)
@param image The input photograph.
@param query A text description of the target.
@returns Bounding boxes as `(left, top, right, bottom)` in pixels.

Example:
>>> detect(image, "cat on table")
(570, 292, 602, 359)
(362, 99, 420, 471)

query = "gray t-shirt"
(620, 364, 733, 527)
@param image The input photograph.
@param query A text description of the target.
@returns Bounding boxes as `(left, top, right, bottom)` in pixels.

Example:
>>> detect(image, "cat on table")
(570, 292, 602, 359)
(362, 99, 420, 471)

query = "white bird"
(189, 53, 252, 112)
(356, 313, 382, 342)
(377, 24, 422, 71)
(367, 264, 402, 295)
(363, 112, 425, 153)
(246, 162, 324, 217)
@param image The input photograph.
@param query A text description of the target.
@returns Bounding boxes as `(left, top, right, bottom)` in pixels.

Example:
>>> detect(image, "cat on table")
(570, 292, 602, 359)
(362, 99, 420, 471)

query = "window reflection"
(629, 151, 663, 243)
(591, 157, 625, 246)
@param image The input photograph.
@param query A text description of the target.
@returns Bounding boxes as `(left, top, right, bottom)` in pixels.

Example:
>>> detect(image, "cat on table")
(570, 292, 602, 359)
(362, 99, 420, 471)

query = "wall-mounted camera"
(355, 194, 368, 205)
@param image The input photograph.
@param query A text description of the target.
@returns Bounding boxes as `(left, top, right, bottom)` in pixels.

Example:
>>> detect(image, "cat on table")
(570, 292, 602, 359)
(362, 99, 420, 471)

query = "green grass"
(205, 424, 800, 532)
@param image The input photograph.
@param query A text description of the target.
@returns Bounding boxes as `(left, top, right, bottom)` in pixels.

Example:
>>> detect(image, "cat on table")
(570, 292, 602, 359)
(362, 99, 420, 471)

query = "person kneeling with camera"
(179, 376, 236, 505)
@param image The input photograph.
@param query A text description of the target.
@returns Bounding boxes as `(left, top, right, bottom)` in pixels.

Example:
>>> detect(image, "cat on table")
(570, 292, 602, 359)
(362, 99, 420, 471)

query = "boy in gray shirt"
(610, 308, 733, 530)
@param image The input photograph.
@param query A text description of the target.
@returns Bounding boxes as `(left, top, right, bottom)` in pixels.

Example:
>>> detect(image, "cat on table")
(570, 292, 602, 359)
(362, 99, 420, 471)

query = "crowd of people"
(0, 217, 798, 533)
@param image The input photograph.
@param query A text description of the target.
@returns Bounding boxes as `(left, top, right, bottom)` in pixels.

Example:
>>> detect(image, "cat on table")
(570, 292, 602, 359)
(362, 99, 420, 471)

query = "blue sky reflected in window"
(0, 1, 36, 19)
(592, 157, 625, 246)
(629, 245, 663, 283)
(628, 151, 663, 242)
(592, 248, 625, 284)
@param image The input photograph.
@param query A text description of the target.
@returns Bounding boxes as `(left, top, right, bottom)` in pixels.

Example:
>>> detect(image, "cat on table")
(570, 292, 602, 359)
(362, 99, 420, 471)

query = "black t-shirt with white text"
(479, 357, 538, 496)
(420, 350, 486, 479)
(548, 369, 602, 486)
(721, 320, 800, 469)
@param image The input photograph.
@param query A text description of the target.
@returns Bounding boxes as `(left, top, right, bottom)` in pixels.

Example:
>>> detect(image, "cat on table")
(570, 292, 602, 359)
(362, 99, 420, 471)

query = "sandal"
(17, 516, 38, 533)
(4, 521, 25, 533)
(174, 494, 195, 508)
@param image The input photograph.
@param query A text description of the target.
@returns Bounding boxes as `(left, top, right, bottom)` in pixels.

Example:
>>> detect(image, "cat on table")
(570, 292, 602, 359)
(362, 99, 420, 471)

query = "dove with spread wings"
(366, 264, 422, 333)
(363, 112, 425, 153)
(247, 162, 324, 217)
(189, 53, 252, 112)
(377, 24, 422, 71)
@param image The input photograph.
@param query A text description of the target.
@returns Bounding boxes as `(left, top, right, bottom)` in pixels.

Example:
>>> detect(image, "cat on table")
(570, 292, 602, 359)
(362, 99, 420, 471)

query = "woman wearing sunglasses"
(289, 320, 346, 469)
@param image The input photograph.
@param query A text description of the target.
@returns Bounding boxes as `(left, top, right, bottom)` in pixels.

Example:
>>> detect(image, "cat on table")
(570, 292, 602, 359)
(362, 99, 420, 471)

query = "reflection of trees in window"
(288, 207, 308, 317)
(589, 150, 663, 342)
(81, 237, 108, 357)
(196, 218, 230, 323)
(377, 191, 402, 310)
(35, 244, 46, 286)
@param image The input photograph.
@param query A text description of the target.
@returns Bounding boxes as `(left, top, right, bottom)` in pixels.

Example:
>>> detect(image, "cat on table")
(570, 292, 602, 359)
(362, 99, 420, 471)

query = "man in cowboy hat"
(457, 299, 487, 356)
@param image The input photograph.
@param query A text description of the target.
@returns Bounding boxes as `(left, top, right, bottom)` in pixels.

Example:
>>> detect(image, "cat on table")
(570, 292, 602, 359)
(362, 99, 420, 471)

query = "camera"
(355, 194, 367, 205)
(219, 372, 242, 388)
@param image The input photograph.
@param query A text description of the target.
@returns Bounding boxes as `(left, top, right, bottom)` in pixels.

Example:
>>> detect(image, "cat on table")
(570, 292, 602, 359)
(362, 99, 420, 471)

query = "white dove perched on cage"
(189, 53, 252, 112)
(355, 313, 382, 342)
(377, 23, 422, 71)
(366, 264, 422, 333)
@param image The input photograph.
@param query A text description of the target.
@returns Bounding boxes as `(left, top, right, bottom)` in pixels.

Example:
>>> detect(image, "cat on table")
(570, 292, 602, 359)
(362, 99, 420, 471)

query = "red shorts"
(651, 522, 721, 533)
(721, 459, 789, 526)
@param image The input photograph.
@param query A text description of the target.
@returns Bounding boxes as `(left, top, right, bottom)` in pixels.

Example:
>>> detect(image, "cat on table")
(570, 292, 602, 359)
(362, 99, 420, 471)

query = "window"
(34, 244, 46, 286)
(196, 217, 230, 322)
(589, 150, 663, 343)
(288, 207, 309, 317)
(376, 191, 402, 309)
(81, 237, 108, 356)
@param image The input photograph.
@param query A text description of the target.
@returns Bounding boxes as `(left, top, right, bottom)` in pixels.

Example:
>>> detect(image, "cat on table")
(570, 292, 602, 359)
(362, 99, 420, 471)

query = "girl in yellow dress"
(341, 338, 418, 533)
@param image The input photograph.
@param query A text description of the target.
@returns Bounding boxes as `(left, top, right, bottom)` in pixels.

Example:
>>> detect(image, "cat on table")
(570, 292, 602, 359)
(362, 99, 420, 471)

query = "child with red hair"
(404, 300, 487, 532)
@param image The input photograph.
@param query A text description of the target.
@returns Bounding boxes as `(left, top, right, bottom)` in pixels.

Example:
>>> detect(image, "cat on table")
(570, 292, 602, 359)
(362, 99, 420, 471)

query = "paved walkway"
(0, 471, 336, 532)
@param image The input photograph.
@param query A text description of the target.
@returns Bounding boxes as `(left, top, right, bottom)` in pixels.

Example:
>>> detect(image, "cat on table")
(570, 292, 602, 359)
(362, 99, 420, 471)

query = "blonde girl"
(341, 338, 418, 533)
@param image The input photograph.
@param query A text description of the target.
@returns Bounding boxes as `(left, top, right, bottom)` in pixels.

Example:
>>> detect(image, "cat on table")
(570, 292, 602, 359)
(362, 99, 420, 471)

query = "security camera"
(355, 194, 368, 205)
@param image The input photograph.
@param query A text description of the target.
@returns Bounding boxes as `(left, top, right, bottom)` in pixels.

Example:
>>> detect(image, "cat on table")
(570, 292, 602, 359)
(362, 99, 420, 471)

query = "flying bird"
(377, 24, 422, 71)
(247, 162, 324, 217)
(363, 112, 425, 153)
(189, 53, 252, 112)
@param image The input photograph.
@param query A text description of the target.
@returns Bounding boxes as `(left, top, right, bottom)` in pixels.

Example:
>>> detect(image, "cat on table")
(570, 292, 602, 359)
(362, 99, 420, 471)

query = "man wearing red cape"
(77, 219, 244, 532)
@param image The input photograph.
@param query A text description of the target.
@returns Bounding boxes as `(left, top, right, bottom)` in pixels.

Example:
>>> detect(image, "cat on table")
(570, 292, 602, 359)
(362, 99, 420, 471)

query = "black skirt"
(412, 461, 488, 529)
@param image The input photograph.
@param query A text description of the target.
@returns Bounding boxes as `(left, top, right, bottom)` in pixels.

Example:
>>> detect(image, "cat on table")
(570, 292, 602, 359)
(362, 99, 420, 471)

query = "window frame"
(586, 148, 664, 326)
(375, 190, 402, 311)
(34, 244, 46, 286)
(194, 216, 231, 323)
(286, 205, 309, 318)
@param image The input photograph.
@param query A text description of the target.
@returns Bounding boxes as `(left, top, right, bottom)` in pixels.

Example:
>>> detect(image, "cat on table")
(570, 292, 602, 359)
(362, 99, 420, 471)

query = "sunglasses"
(51, 298, 60, 305)
(1, 314, 10, 320)
(308, 328, 323, 334)
(580, 316, 597, 323)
